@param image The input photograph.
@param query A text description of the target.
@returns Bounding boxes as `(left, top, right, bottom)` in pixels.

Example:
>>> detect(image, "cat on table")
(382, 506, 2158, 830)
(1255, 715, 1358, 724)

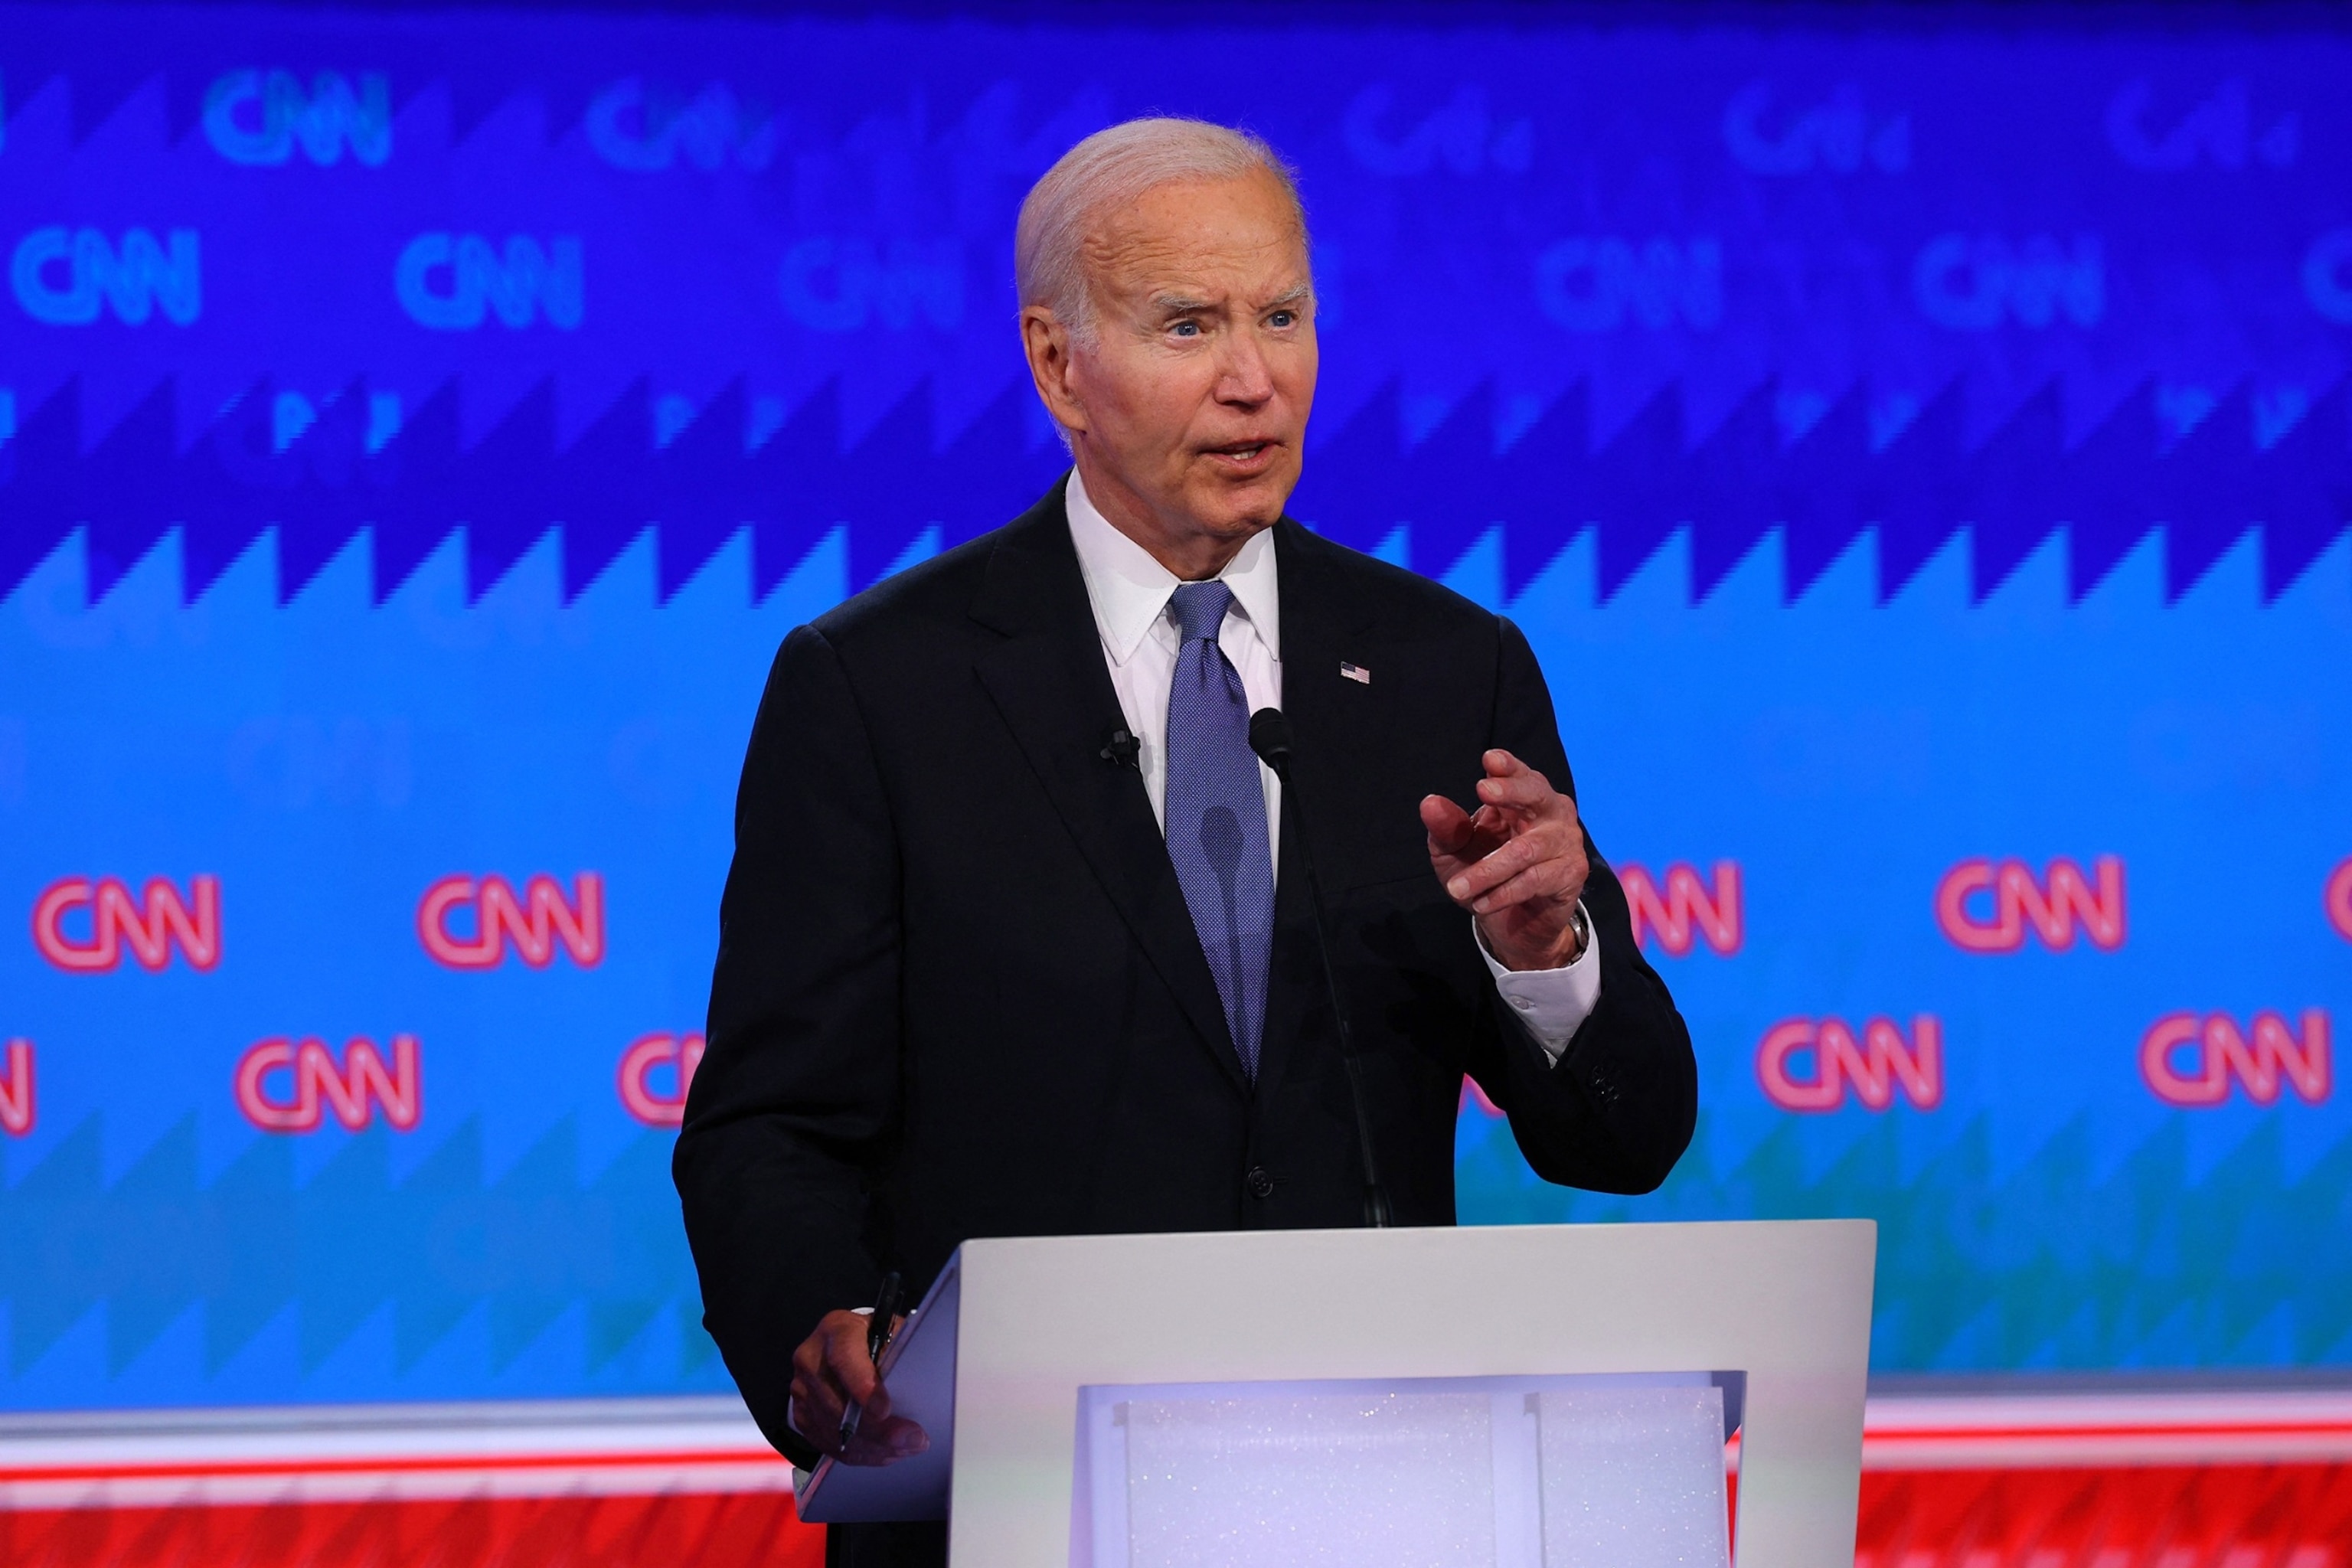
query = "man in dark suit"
(675, 117, 1696, 1566)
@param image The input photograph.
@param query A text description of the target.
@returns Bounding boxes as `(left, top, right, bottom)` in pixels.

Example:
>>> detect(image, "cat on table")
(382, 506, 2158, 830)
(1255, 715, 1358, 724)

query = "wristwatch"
(1567, 901, 1590, 962)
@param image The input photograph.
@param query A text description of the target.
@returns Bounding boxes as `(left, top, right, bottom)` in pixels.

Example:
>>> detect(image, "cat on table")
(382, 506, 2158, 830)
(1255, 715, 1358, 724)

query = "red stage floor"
(3, 1389, 2347, 1565)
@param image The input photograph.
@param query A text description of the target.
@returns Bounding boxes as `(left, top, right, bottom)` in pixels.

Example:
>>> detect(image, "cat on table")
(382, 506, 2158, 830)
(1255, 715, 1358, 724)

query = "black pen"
(838, 1270, 904, 1442)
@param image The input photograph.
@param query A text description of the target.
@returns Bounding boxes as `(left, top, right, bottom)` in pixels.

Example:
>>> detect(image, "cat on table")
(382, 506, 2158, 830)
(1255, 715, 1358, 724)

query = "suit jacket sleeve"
(674, 623, 900, 1468)
(1472, 616, 1700, 1194)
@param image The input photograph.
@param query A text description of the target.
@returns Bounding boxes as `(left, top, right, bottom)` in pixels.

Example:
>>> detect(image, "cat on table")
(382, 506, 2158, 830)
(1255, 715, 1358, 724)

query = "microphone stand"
(1248, 707, 1393, 1228)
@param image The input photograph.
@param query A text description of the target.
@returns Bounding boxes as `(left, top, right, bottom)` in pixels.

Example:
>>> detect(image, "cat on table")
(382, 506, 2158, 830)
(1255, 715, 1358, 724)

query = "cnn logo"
(235, 1034, 422, 1132)
(419, 873, 603, 969)
(0, 1038, 32, 1135)
(32, 875, 220, 972)
(2141, 1011, 2330, 1108)
(1936, 856, 2124, 952)
(2328, 858, 2352, 942)
(1621, 861, 1742, 957)
(1758, 1015, 1943, 1112)
(618, 1032, 704, 1127)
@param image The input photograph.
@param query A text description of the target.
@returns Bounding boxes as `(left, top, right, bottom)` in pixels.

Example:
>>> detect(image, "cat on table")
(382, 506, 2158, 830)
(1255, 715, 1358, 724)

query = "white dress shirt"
(1063, 468, 1601, 1063)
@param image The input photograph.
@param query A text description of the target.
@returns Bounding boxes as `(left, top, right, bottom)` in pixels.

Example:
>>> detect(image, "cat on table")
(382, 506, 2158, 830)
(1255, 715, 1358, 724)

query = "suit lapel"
(1253, 521, 1383, 1099)
(1272, 520, 1383, 805)
(970, 495, 1250, 1093)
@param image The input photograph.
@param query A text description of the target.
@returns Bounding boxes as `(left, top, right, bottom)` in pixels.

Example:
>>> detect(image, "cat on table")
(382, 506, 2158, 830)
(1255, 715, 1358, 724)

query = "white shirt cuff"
(1475, 904, 1602, 1063)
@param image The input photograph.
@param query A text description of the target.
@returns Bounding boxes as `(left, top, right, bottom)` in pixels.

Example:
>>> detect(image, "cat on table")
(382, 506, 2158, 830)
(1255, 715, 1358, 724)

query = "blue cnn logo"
(2106, 80, 2298, 171)
(779, 238, 962, 332)
(11, 228, 201, 326)
(586, 78, 775, 172)
(1342, 86, 1531, 176)
(204, 70, 391, 167)
(1535, 237, 1722, 332)
(396, 235, 583, 331)
(1914, 234, 2103, 331)
(2305, 230, 2352, 325)
(1723, 82, 1909, 175)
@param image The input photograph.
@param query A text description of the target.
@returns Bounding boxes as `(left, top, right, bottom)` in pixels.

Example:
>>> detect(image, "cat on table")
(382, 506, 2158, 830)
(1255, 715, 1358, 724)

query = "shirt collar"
(1064, 466, 1282, 666)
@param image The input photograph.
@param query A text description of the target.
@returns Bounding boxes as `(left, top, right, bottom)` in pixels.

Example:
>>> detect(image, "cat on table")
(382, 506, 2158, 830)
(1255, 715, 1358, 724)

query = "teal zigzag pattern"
(9, 1104, 2349, 1390)
(1459, 1110, 2352, 1374)
(0, 1116, 723, 1396)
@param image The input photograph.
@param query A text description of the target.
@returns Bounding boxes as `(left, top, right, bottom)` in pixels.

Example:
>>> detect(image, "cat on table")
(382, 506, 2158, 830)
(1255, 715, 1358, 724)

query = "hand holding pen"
(786, 1272, 928, 1465)
(839, 1271, 904, 1441)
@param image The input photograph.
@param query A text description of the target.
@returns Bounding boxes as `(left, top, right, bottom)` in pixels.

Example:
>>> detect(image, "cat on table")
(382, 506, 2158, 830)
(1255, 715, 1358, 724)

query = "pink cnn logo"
(1935, 856, 2125, 952)
(235, 1034, 423, 1132)
(618, 1031, 705, 1128)
(1757, 1015, 1943, 1113)
(32, 875, 220, 972)
(1620, 861, 1743, 957)
(0, 1039, 32, 1136)
(2141, 1011, 2330, 1108)
(2327, 858, 2352, 943)
(418, 873, 603, 969)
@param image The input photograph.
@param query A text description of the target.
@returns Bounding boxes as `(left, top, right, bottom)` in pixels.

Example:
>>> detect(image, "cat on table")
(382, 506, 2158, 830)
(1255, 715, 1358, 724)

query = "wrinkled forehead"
(1078, 171, 1312, 302)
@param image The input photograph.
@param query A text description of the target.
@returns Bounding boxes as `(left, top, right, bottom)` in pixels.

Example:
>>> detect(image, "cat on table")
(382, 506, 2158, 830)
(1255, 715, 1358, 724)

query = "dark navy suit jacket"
(675, 482, 1698, 1498)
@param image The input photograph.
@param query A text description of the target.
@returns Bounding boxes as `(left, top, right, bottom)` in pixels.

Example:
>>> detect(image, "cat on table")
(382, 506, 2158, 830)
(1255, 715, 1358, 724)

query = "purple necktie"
(1163, 581, 1275, 1078)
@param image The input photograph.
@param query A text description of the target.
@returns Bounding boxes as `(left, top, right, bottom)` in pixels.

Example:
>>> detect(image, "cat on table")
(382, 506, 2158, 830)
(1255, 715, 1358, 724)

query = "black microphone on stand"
(1247, 707, 1393, 1229)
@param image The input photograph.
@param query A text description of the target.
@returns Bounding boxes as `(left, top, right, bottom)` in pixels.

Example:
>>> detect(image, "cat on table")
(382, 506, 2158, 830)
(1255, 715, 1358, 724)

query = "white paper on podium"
(794, 1256, 962, 1525)
(1070, 1371, 1736, 1568)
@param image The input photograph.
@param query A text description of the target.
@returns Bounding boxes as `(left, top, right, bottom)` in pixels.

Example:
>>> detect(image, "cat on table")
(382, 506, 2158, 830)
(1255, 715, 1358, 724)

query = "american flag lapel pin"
(1340, 661, 1371, 685)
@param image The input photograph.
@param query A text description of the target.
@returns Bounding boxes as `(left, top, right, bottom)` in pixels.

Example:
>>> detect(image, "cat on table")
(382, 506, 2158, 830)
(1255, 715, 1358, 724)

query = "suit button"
(1246, 1166, 1276, 1200)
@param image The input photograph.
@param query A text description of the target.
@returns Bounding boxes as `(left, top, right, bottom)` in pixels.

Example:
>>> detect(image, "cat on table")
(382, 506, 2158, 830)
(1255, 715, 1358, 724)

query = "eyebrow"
(1148, 283, 1315, 317)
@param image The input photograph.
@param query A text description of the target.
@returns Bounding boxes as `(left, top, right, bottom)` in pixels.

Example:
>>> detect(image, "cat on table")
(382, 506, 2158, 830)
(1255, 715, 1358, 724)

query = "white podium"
(799, 1219, 1874, 1567)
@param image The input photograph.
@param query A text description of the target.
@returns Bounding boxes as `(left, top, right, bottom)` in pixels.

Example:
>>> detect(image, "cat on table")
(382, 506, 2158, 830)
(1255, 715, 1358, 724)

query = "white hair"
(1015, 116, 1308, 345)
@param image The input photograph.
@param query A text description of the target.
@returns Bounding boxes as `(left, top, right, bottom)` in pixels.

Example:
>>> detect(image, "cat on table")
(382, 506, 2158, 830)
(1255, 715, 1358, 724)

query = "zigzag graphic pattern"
(1460, 1110, 2352, 1370)
(0, 1116, 720, 1390)
(8, 1098, 2347, 1383)
(4, 375, 2347, 610)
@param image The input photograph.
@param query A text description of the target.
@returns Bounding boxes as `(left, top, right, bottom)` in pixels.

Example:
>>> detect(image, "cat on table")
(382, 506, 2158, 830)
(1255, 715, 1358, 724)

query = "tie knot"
(1168, 580, 1234, 645)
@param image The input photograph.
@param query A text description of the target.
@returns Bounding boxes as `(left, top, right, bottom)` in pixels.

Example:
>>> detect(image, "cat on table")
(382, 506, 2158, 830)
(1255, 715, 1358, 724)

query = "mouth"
(1200, 439, 1282, 475)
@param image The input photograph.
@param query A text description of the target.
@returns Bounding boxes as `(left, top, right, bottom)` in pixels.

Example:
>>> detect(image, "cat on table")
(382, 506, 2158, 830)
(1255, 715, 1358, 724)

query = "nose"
(1213, 330, 1275, 408)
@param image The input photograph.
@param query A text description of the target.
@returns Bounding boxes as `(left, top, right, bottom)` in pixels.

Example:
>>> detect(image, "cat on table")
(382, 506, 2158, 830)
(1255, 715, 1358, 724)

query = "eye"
(1268, 310, 1296, 328)
(1171, 319, 1201, 338)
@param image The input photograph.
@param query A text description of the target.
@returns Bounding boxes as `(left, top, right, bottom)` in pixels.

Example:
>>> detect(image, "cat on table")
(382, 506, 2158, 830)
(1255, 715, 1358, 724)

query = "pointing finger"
(1476, 766, 1554, 811)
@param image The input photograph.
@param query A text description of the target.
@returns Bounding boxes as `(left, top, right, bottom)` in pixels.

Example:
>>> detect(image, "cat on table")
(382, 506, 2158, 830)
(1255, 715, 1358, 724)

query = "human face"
(1021, 170, 1318, 580)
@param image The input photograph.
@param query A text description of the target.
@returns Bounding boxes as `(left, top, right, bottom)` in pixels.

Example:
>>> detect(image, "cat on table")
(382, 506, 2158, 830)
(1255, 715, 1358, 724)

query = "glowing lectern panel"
(1072, 1374, 1737, 1568)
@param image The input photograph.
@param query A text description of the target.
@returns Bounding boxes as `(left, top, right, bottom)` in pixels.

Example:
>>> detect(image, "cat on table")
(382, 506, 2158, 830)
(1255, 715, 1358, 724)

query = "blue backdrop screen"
(2, 3, 2348, 1413)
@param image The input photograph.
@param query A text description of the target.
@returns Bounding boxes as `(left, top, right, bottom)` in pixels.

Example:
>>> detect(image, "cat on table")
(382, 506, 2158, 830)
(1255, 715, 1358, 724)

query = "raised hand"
(1420, 749, 1590, 972)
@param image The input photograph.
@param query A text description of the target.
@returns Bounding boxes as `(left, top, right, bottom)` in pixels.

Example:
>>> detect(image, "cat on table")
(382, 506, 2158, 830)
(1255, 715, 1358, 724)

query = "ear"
(1020, 305, 1088, 438)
